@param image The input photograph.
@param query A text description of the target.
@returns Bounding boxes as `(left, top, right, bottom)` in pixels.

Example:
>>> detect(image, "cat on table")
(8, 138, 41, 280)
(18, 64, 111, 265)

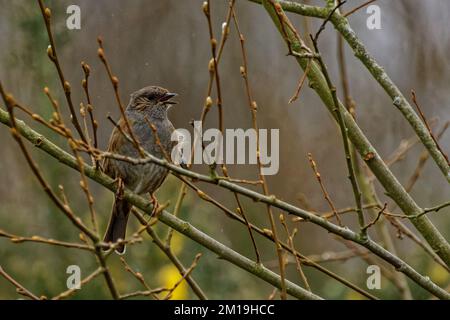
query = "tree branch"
(259, 0, 450, 269)
(0, 108, 448, 299)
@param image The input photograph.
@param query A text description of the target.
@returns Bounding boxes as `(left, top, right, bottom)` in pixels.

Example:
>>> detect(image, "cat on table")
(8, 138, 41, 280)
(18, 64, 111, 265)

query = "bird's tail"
(103, 197, 132, 254)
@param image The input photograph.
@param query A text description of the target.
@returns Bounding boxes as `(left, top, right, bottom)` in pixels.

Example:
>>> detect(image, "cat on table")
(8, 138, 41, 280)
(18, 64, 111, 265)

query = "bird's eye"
(146, 92, 156, 100)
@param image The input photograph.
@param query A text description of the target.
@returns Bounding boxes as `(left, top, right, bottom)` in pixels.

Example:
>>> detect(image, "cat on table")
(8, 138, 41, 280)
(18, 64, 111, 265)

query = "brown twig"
(361, 203, 387, 232)
(231, 6, 286, 298)
(312, 1, 346, 44)
(1, 83, 122, 300)
(37, 0, 87, 143)
(97, 37, 144, 157)
(132, 209, 208, 300)
(0, 229, 94, 251)
(120, 257, 159, 300)
(52, 267, 103, 300)
(280, 214, 311, 291)
(202, 2, 262, 266)
(307, 153, 342, 225)
(162, 253, 202, 300)
(145, 117, 172, 162)
(343, 0, 377, 17)
(0, 84, 98, 242)
(70, 143, 99, 233)
(13, 97, 66, 137)
(167, 173, 377, 299)
(0, 266, 40, 300)
(310, 31, 365, 235)
(81, 61, 99, 166)
(289, 59, 312, 104)
(406, 121, 449, 192)
(411, 90, 449, 165)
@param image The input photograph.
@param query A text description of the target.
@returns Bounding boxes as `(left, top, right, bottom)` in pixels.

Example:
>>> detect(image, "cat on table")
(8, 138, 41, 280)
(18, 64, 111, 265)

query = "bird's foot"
(149, 193, 160, 218)
(115, 177, 125, 200)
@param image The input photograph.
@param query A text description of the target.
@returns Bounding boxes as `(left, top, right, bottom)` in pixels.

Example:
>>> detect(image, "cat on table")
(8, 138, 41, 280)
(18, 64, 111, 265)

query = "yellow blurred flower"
(157, 264, 188, 300)
(427, 263, 450, 285)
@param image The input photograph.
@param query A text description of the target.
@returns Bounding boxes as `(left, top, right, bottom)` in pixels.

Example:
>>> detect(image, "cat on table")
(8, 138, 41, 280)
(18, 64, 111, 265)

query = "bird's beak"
(160, 92, 178, 105)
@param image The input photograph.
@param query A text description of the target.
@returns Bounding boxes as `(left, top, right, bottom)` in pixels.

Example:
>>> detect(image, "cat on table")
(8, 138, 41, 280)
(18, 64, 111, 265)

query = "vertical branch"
(81, 61, 99, 166)
(37, 0, 87, 143)
(202, 0, 261, 264)
(280, 215, 311, 291)
(231, 6, 287, 299)
(311, 33, 365, 236)
(97, 38, 144, 156)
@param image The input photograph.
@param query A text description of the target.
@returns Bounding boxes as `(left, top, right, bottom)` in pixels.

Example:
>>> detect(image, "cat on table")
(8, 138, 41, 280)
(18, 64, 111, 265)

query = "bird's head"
(128, 86, 178, 119)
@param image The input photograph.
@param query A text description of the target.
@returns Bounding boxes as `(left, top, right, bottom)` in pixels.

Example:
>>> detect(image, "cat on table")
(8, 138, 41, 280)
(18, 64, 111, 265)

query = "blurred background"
(0, 0, 449, 299)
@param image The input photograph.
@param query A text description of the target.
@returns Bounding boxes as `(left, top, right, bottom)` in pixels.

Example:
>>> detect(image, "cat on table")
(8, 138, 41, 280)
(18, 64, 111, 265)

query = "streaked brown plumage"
(103, 86, 177, 254)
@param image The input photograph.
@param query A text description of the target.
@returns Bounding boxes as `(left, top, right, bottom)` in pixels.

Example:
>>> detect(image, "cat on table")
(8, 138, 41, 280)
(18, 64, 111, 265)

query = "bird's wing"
(102, 118, 127, 178)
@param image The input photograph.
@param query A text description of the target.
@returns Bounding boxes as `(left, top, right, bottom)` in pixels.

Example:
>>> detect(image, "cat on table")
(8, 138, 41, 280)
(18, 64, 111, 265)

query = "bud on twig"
(263, 228, 273, 238)
(208, 58, 215, 72)
(240, 66, 246, 76)
(112, 76, 119, 88)
(44, 8, 51, 19)
(97, 48, 105, 61)
(63, 81, 71, 94)
(47, 45, 55, 61)
(52, 112, 60, 123)
(211, 38, 217, 49)
(205, 96, 213, 111)
(80, 103, 86, 117)
(81, 61, 90, 77)
(202, 1, 209, 15)
(222, 22, 229, 36)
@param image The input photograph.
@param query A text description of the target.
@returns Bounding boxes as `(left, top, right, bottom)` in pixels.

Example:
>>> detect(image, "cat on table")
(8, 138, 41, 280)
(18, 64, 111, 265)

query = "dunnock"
(103, 86, 177, 254)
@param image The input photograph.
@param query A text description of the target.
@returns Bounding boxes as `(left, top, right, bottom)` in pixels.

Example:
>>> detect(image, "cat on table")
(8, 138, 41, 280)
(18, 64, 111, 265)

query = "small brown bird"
(103, 86, 177, 254)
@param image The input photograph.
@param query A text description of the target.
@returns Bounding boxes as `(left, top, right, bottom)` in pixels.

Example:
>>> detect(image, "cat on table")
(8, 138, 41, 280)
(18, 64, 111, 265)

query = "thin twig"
(2, 109, 448, 299)
(132, 209, 208, 300)
(343, 0, 377, 17)
(289, 59, 312, 104)
(0, 266, 40, 300)
(37, 0, 87, 143)
(280, 214, 311, 291)
(231, 5, 285, 297)
(307, 153, 342, 225)
(52, 267, 103, 300)
(411, 90, 449, 165)
(97, 37, 144, 156)
(0, 229, 94, 251)
(310, 28, 365, 236)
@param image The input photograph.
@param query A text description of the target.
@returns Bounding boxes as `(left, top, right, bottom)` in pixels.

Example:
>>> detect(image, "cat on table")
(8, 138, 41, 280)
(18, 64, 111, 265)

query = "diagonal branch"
(250, 0, 450, 183)
(0, 108, 448, 299)
(0, 108, 319, 300)
(259, 0, 450, 269)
